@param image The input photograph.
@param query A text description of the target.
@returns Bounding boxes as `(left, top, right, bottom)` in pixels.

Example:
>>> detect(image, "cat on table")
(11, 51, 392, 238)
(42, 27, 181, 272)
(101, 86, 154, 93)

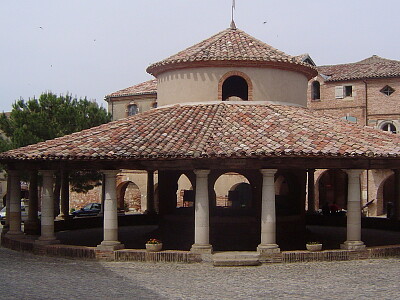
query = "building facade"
(307, 55, 400, 216)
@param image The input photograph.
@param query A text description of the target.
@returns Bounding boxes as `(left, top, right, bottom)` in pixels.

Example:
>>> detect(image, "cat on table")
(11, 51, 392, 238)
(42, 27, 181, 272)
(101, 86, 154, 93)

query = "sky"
(1, 0, 400, 112)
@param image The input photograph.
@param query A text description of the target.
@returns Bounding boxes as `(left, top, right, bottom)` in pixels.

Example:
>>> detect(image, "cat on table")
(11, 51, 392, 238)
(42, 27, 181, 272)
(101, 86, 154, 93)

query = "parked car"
(72, 203, 101, 217)
(0, 204, 29, 225)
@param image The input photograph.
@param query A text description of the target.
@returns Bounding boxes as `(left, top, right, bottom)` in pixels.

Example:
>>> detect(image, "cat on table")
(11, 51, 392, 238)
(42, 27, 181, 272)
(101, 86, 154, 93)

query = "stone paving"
(1, 246, 400, 299)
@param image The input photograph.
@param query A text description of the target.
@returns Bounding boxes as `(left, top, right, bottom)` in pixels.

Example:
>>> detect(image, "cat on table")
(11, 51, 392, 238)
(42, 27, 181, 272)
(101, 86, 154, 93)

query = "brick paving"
(0, 245, 399, 299)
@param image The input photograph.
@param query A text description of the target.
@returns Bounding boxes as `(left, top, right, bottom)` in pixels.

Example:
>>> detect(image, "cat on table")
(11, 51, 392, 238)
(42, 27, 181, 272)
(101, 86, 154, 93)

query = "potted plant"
(306, 241, 323, 251)
(146, 238, 163, 252)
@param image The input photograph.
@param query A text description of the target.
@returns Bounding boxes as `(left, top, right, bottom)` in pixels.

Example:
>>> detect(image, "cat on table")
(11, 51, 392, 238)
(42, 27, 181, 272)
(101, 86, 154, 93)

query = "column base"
(190, 244, 213, 254)
(340, 241, 366, 251)
(5, 230, 24, 237)
(257, 244, 281, 254)
(96, 241, 125, 251)
(35, 237, 60, 245)
(24, 220, 40, 235)
(56, 213, 71, 221)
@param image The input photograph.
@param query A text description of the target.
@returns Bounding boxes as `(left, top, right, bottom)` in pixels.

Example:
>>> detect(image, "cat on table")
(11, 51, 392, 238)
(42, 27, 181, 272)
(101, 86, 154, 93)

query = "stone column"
(36, 170, 59, 244)
(307, 169, 316, 213)
(24, 170, 40, 235)
(6, 170, 23, 236)
(58, 170, 70, 220)
(341, 169, 365, 250)
(2, 174, 12, 234)
(146, 170, 155, 214)
(394, 170, 400, 220)
(191, 170, 212, 254)
(97, 170, 124, 251)
(257, 169, 280, 253)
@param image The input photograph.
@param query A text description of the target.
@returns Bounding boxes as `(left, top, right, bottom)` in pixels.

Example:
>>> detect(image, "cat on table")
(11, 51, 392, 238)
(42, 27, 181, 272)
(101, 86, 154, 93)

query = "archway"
(318, 170, 348, 214)
(222, 76, 248, 100)
(176, 174, 194, 208)
(228, 182, 252, 209)
(117, 181, 141, 212)
(213, 172, 251, 208)
(376, 174, 395, 216)
(311, 81, 320, 100)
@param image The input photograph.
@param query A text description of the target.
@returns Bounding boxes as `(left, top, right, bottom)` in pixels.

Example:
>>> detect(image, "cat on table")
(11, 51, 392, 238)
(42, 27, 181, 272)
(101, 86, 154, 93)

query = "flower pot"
(146, 243, 163, 252)
(306, 243, 322, 251)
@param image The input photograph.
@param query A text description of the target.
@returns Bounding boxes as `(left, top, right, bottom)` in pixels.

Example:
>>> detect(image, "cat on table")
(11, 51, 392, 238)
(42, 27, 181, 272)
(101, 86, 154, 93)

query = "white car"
(0, 205, 29, 225)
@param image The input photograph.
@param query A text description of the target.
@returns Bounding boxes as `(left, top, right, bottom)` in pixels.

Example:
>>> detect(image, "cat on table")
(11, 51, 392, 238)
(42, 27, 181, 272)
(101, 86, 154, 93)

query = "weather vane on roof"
(231, 0, 236, 29)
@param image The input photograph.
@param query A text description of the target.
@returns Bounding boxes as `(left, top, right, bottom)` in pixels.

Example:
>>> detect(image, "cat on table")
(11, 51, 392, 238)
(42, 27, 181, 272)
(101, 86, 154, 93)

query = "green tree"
(0, 92, 111, 193)
(0, 92, 111, 148)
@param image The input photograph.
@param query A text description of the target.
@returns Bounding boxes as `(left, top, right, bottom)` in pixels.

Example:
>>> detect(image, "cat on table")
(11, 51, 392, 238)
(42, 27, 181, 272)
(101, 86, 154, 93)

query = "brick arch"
(218, 71, 253, 101)
(376, 171, 395, 216)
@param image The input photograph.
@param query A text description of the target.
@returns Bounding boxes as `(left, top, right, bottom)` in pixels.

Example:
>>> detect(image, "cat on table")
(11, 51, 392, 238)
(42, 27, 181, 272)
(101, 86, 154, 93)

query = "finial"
(231, 0, 236, 29)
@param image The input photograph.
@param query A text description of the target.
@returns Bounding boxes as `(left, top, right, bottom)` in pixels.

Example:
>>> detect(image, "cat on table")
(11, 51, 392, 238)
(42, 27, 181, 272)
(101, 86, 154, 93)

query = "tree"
(0, 92, 112, 193)
(0, 92, 111, 148)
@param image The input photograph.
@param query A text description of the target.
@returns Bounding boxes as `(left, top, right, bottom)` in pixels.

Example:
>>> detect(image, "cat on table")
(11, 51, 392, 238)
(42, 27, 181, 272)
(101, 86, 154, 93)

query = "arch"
(311, 81, 320, 100)
(213, 172, 251, 208)
(176, 174, 194, 208)
(376, 173, 395, 216)
(380, 122, 397, 134)
(127, 104, 138, 116)
(228, 182, 252, 209)
(317, 170, 348, 214)
(117, 181, 141, 212)
(218, 71, 253, 101)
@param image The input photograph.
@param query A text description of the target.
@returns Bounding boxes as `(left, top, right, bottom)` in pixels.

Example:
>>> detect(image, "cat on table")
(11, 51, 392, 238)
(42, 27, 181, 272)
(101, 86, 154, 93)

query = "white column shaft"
(260, 169, 278, 245)
(103, 171, 119, 243)
(194, 170, 211, 245)
(39, 170, 56, 241)
(7, 170, 22, 235)
(341, 169, 365, 250)
(346, 170, 362, 241)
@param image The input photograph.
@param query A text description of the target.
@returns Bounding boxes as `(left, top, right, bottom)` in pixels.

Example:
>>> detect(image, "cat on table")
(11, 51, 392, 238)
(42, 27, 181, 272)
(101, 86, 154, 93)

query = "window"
(341, 116, 357, 123)
(311, 81, 320, 100)
(380, 85, 395, 96)
(381, 122, 397, 134)
(222, 76, 248, 101)
(335, 85, 353, 99)
(128, 104, 138, 116)
(344, 86, 352, 97)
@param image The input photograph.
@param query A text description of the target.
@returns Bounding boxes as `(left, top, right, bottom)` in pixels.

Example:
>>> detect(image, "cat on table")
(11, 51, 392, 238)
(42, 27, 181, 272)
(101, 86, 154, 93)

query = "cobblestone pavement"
(1, 247, 400, 300)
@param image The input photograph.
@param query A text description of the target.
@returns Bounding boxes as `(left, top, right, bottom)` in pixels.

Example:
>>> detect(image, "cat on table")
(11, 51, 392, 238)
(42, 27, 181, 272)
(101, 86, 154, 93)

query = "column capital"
(101, 170, 120, 177)
(344, 169, 363, 178)
(260, 169, 278, 176)
(194, 169, 210, 177)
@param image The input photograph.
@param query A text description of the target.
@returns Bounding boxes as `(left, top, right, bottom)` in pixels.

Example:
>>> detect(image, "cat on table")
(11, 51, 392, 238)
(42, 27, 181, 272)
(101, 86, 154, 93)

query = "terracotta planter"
(306, 243, 323, 251)
(146, 243, 163, 252)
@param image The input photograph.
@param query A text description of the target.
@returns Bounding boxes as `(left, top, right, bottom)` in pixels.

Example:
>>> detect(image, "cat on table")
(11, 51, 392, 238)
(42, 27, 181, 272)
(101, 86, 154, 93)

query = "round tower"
(147, 27, 317, 107)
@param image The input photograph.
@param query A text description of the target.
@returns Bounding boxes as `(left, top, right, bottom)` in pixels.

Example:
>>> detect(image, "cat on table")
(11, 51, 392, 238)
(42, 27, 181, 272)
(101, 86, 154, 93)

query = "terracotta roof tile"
(146, 28, 317, 79)
(1, 103, 400, 162)
(105, 79, 157, 98)
(318, 55, 400, 81)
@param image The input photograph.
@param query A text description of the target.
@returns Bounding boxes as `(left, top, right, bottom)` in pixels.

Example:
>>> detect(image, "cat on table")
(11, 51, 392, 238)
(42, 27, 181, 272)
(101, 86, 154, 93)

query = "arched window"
(222, 76, 248, 101)
(381, 122, 397, 134)
(311, 81, 320, 100)
(128, 104, 138, 116)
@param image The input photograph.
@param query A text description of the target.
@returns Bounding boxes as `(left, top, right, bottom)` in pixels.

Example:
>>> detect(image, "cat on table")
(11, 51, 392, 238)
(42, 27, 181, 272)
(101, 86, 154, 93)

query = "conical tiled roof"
(147, 28, 317, 79)
(1, 103, 399, 163)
